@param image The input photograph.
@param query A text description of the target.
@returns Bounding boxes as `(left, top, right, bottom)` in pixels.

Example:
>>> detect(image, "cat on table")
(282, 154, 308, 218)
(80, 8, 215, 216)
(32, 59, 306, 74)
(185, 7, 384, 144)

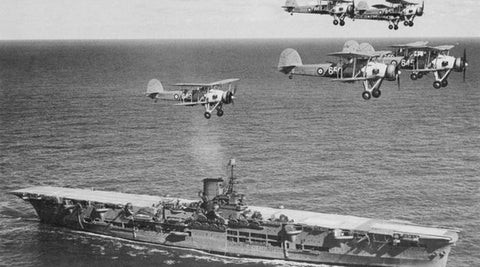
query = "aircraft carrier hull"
(11, 185, 458, 267)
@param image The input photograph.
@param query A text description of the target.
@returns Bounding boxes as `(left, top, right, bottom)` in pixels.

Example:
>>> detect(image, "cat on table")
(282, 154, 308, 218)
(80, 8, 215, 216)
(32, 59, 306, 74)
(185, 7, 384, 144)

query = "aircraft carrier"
(11, 160, 459, 267)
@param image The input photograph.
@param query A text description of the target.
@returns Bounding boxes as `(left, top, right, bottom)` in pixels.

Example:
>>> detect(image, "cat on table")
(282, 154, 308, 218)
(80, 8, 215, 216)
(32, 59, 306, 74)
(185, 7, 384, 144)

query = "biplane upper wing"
(328, 51, 373, 58)
(431, 45, 455, 51)
(386, 0, 416, 5)
(372, 4, 391, 9)
(173, 78, 239, 88)
(389, 41, 429, 49)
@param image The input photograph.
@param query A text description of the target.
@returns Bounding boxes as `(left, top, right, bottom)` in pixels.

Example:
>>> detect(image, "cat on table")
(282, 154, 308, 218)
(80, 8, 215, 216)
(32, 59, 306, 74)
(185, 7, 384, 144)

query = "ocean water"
(0, 38, 479, 267)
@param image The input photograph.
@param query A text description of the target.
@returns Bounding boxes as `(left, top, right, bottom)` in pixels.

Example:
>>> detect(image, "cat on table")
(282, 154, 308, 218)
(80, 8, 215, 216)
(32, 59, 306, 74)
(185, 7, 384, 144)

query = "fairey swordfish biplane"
(282, 0, 424, 30)
(145, 78, 239, 119)
(278, 40, 401, 100)
(355, 0, 424, 30)
(389, 42, 468, 88)
(282, 0, 356, 26)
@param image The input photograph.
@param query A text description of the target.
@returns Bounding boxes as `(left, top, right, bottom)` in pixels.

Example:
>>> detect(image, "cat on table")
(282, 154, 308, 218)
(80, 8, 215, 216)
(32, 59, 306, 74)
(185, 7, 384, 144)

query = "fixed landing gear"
(433, 80, 448, 89)
(417, 72, 423, 79)
(333, 19, 345, 26)
(404, 21, 409, 26)
(372, 90, 381, 98)
(204, 112, 211, 119)
(388, 24, 399, 30)
(288, 74, 293, 79)
(410, 73, 418, 80)
(409, 21, 414, 27)
(362, 91, 371, 100)
(217, 109, 224, 117)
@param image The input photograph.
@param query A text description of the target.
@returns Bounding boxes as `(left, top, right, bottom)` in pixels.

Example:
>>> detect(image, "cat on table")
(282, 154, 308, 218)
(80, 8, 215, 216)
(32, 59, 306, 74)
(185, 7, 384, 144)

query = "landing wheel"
(441, 80, 448, 87)
(433, 81, 442, 89)
(404, 21, 409, 26)
(388, 25, 393, 30)
(409, 21, 414, 27)
(339, 20, 345, 26)
(410, 73, 418, 80)
(372, 90, 381, 98)
(204, 112, 211, 119)
(217, 109, 224, 117)
(333, 20, 339, 25)
(362, 91, 371, 100)
(394, 25, 399, 30)
(417, 72, 423, 79)
(288, 74, 293, 79)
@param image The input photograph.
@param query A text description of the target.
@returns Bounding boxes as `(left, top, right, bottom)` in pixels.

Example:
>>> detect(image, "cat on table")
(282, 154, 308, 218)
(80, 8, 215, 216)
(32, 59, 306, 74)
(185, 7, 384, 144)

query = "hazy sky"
(0, 0, 478, 40)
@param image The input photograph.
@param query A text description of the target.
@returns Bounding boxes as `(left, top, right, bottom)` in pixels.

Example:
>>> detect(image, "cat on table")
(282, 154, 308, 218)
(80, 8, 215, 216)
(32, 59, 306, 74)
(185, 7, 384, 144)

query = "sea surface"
(0, 38, 479, 267)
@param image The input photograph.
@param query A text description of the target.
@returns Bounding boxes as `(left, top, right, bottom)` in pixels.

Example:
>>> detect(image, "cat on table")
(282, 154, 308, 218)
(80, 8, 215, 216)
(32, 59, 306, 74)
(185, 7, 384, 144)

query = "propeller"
(462, 48, 467, 82)
(222, 85, 238, 105)
(349, 0, 356, 18)
(396, 64, 401, 90)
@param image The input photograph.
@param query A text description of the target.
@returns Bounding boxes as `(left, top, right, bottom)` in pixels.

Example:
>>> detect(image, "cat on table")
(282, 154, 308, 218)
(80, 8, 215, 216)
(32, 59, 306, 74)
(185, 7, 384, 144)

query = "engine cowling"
(416, 6, 424, 16)
(347, 4, 355, 17)
(222, 91, 234, 104)
(453, 57, 466, 72)
(385, 64, 398, 81)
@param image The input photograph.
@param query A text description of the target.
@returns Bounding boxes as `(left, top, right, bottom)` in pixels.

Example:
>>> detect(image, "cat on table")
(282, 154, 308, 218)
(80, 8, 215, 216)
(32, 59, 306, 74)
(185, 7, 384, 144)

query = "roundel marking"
(307, 8, 312, 12)
(317, 67, 324, 76)
(174, 94, 179, 100)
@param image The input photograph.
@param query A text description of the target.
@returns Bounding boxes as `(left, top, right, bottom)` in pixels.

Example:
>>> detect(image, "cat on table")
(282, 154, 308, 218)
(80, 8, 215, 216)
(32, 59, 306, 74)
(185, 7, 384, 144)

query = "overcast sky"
(0, 0, 478, 40)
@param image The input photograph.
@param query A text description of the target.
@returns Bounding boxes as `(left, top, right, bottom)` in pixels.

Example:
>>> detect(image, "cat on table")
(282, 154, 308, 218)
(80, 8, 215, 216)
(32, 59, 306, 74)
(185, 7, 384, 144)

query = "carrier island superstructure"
(11, 160, 459, 267)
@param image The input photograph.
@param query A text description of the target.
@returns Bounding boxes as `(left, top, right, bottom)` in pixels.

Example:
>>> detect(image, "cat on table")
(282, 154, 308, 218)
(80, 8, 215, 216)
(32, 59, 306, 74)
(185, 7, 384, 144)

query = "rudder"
(284, 0, 298, 7)
(146, 79, 164, 99)
(278, 48, 303, 74)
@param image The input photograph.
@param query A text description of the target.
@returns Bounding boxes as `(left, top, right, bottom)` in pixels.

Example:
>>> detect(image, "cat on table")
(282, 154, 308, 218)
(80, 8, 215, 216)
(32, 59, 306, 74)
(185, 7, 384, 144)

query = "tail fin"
(343, 40, 360, 53)
(283, 0, 298, 8)
(146, 79, 164, 99)
(278, 48, 302, 74)
(356, 1, 369, 11)
(358, 43, 375, 53)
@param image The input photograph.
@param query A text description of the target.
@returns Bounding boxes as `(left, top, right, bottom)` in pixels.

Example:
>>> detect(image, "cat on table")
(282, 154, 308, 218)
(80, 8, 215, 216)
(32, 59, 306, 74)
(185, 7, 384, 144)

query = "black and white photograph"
(1, 0, 479, 266)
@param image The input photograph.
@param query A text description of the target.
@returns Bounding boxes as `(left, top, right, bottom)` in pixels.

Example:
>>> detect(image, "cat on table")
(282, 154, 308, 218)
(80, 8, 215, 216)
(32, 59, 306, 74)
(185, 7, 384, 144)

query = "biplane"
(278, 41, 401, 100)
(282, 0, 355, 26)
(389, 41, 430, 70)
(355, 0, 424, 30)
(402, 45, 468, 89)
(145, 78, 239, 119)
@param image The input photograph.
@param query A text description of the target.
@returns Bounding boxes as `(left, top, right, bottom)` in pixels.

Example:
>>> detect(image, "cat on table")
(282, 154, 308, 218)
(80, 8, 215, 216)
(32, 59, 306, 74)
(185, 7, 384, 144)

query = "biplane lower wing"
(174, 102, 203, 106)
(406, 68, 438, 73)
(332, 77, 369, 82)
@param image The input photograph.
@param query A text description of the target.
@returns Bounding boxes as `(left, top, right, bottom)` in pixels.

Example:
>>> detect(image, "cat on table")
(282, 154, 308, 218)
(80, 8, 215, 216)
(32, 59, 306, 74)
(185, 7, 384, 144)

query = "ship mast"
(225, 159, 236, 195)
